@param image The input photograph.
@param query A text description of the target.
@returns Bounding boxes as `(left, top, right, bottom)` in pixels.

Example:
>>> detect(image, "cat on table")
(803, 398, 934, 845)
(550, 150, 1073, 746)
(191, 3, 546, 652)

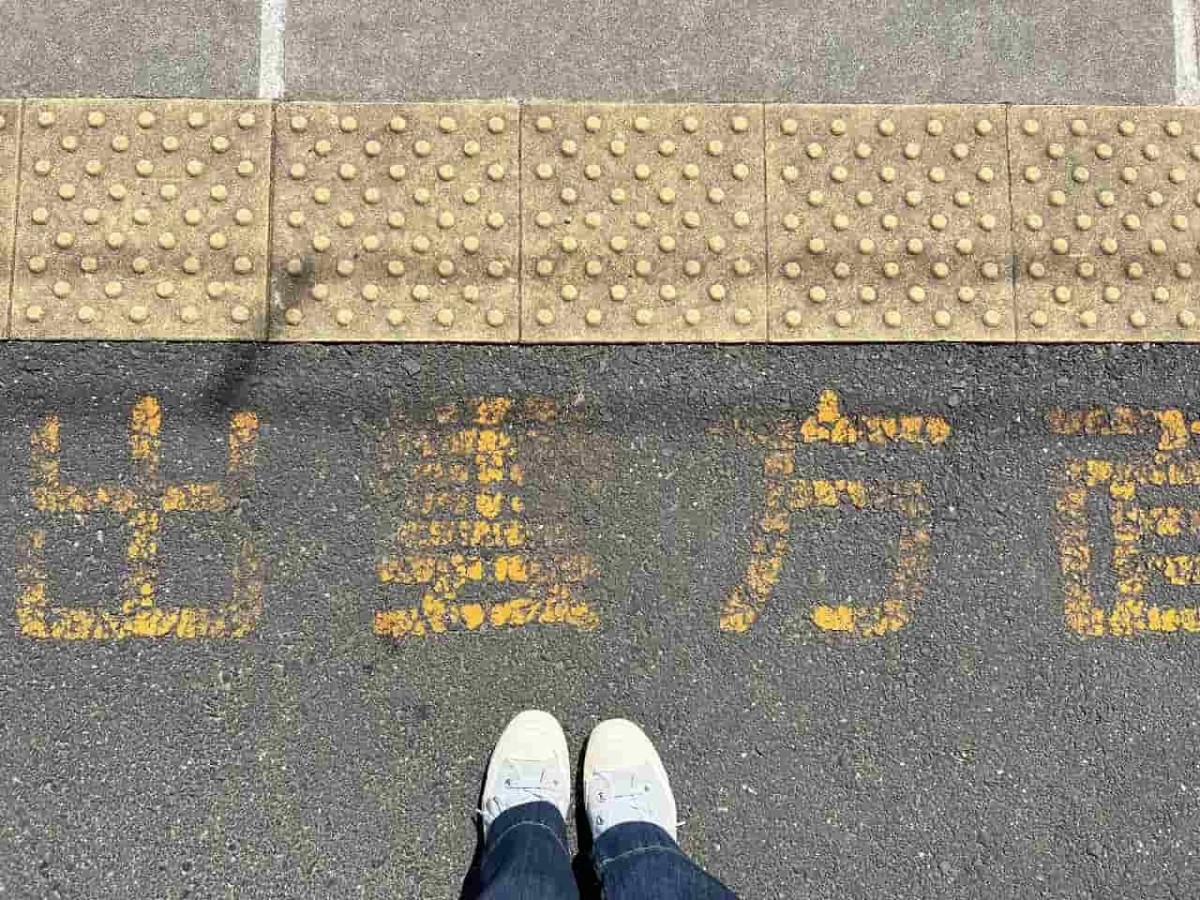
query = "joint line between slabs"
(517, 104, 524, 341)
(1174, 0, 1200, 104)
(1002, 103, 1019, 342)
(258, 0, 287, 100)
(760, 102, 770, 340)
(4, 101, 27, 339)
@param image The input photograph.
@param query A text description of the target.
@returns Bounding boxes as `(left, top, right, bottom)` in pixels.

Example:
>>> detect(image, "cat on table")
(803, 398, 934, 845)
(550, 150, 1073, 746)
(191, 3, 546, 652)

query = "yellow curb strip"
(1, 100, 1199, 342)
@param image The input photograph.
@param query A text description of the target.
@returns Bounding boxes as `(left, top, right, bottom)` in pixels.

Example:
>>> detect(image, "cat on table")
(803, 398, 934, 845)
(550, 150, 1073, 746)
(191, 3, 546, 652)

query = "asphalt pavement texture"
(0, 342, 1197, 899)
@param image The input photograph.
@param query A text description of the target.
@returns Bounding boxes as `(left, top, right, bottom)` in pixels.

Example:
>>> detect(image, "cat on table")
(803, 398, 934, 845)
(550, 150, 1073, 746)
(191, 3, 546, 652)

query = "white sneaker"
(583, 718, 678, 840)
(481, 710, 572, 836)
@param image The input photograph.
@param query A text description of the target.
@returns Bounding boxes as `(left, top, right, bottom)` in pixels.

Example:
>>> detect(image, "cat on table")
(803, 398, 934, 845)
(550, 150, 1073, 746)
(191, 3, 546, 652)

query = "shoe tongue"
(601, 764, 653, 794)
(505, 759, 555, 788)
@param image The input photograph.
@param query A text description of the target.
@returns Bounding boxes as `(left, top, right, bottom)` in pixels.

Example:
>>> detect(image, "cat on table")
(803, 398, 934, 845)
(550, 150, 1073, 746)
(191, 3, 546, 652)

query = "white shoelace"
(588, 767, 658, 831)
(482, 758, 564, 826)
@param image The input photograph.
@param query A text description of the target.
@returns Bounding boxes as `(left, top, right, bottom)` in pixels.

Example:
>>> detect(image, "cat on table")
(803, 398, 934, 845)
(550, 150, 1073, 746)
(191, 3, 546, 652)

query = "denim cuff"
(592, 820, 685, 872)
(485, 801, 571, 857)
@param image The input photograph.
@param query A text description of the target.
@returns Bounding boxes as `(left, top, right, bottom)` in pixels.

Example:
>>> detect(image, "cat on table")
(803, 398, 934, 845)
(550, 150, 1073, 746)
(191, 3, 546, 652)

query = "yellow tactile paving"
(766, 105, 1014, 341)
(12, 98, 1200, 344)
(0, 101, 19, 337)
(521, 104, 767, 342)
(1011, 106, 1200, 341)
(270, 103, 519, 341)
(11, 100, 272, 340)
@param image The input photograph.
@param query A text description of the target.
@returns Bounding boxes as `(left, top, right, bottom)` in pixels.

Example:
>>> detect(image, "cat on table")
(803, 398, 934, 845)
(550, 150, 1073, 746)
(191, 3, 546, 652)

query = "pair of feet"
(482, 711, 678, 842)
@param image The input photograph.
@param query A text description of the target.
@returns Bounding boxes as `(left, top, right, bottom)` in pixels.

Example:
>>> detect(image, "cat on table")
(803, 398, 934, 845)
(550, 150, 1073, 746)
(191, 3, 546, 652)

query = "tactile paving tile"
(11, 100, 272, 340)
(1010, 106, 1200, 341)
(0, 101, 19, 337)
(270, 103, 519, 341)
(766, 105, 1014, 341)
(521, 104, 767, 342)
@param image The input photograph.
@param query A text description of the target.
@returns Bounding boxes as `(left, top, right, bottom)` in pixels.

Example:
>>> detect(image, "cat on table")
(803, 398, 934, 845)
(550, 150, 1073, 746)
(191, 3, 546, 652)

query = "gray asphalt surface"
(0, 342, 1198, 899)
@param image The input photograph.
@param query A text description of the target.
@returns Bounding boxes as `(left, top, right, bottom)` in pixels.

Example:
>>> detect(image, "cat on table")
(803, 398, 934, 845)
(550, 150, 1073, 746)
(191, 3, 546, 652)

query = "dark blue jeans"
(468, 801, 737, 900)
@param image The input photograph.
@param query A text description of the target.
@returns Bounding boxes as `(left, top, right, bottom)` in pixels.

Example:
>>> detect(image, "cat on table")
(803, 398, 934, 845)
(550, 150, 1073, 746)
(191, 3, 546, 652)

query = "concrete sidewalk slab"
(1010, 105, 1200, 341)
(282, 0, 1176, 104)
(269, 102, 520, 341)
(10, 99, 273, 340)
(766, 104, 1014, 341)
(1, 0, 261, 98)
(521, 103, 767, 342)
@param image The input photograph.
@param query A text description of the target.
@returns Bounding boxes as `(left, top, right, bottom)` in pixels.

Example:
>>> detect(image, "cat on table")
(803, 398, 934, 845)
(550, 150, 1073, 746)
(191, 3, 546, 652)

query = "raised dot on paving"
(11, 100, 271, 340)
(0, 101, 19, 337)
(521, 104, 766, 342)
(270, 103, 519, 341)
(1010, 106, 1200, 341)
(766, 105, 1013, 341)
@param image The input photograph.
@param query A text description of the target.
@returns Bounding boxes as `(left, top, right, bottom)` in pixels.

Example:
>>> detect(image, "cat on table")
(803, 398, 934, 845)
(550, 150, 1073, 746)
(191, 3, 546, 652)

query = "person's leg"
(583, 719, 738, 900)
(466, 710, 580, 900)
(474, 801, 579, 900)
(592, 821, 736, 899)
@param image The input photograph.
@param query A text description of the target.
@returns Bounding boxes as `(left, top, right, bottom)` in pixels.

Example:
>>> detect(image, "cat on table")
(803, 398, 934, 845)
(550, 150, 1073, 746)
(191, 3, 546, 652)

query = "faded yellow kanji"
(374, 396, 598, 638)
(721, 390, 946, 637)
(1052, 405, 1200, 637)
(17, 397, 263, 640)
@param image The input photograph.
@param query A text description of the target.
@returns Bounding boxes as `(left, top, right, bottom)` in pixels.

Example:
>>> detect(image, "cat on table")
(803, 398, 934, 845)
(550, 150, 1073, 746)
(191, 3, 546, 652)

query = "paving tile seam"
(2, 99, 1200, 342)
(1, 100, 21, 339)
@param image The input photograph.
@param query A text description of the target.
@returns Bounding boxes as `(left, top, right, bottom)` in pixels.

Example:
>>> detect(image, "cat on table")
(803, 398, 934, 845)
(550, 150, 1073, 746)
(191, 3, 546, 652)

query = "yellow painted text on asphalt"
(721, 390, 947, 636)
(1052, 404, 1200, 636)
(17, 396, 263, 639)
(374, 396, 598, 637)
